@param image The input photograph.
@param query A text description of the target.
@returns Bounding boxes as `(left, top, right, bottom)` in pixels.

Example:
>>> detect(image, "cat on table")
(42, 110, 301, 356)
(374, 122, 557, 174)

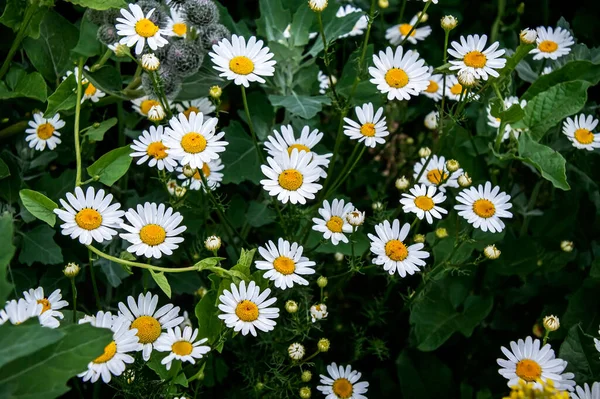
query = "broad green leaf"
(518, 133, 570, 191)
(230, 248, 255, 279)
(0, 153, 21, 204)
(83, 66, 123, 95)
(562, 279, 600, 334)
(559, 325, 600, 384)
(44, 74, 77, 117)
(96, 257, 131, 288)
(18, 225, 63, 265)
(0, 158, 9, 179)
(491, 233, 537, 276)
(214, 1, 252, 37)
(489, 100, 525, 126)
(0, 0, 48, 39)
(308, 10, 363, 56)
(0, 320, 64, 370)
(523, 60, 600, 99)
(0, 72, 48, 102)
(290, 3, 315, 47)
(220, 121, 262, 184)
(256, 0, 290, 42)
(150, 270, 172, 298)
(397, 350, 454, 399)
(72, 17, 102, 57)
(237, 91, 274, 140)
(64, 0, 126, 10)
(19, 189, 57, 227)
(0, 214, 16, 304)
(84, 118, 118, 142)
(269, 93, 331, 119)
(314, 231, 370, 256)
(246, 201, 276, 227)
(86, 145, 132, 186)
(194, 291, 223, 345)
(178, 65, 226, 101)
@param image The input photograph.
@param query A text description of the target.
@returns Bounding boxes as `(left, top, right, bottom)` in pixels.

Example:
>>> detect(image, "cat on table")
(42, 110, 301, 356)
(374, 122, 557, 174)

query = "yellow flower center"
(93, 341, 117, 364)
(75, 208, 103, 230)
(229, 56, 254, 75)
(360, 123, 376, 137)
(172, 22, 187, 37)
(140, 99, 161, 115)
(139, 224, 167, 246)
(463, 51, 487, 68)
(147, 141, 168, 160)
(426, 169, 448, 184)
(278, 169, 303, 191)
(193, 164, 211, 180)
(135, 18, 159, 38)
(131, 315, 162, 344)
(332, 378, 354, 399)
(414, 195, 434, 211)
(181, 132, 207, 154)
(472, 199, 496, 218)
(426, 80, 439, 93)
(287, 143, 311, 154)
(273, 255, 296, 275)
(37, 298, 51, 313)
(399, 24, 416, 37)
(326, 216, 344, 233)
(515, 359, 542, 382)
(235, 300, 259, 322)
(183, 106, 200, 119)
(36, 123, 55, 140)
(171, 340, 193, 356)
(385, 239, 408, 261)
(84, 83, 97, 97)
(574, 128, 594, 144)
(539, 40, 558, 53)
(384, 67, 409, 88)
(450, 83, 463, 95)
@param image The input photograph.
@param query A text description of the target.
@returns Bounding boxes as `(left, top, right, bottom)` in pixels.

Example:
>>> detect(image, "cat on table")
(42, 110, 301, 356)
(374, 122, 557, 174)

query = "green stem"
(490, 0, 506, 43)
(91, 49, 112, 72)
(542, 329, 550, 345)
(0, 2, 37, 80)
(316, 12, 340, 104)
(0, 121, 28, 140)
(87, 245, 201, 273)
(326, 146, 367, 196)
(74, 58, 85, 187)
(70, 278, 77, 323)
(240, 85, 265, 163)
(519, 180, 542, 237)
(125, 65, 143, 90)
(398, 0, 407, 23)
(150, 69, 172, 119)
(88, 249, 101, 309)
(399, 0, 432, 46)
(439, 30, 450, 129)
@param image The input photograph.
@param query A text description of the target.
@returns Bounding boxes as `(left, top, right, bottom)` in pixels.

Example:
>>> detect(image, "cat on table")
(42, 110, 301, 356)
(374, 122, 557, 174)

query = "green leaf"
(290, 3, 315, 47)
(256, 0, 290, 42)
(559, 325, 600, 384)
(308, 10, 363, 56)
(220, 121, 262, 185)
(178, 66, 225, 101)
(84, 118, 118, 142)
(489, 100, 525, 126)
(44, 74, 77, 117)
(72, 17, 102, 57)
(83, 66, 123, 95)
(246, 201, 276, 227)
(194, 291, 223, 345)
(86, 145, 132, 186)
(0, 158, 10, 179)
(523, 60, 600, 99)
(313, 231, 370, 256)
(269, 93, 331, 119)
(150, 270, 172, 299)
(64, 0, 126, 10)
(518, 133, 570, 191)
(0, 72, 48, 102)
(237, 91, 274, 140)
(0, 320, 64, 370)
(0, 0, 48, 39)
(0, 214, 16, 304)
(397, 350, 454, 399)
(18, 225, 63, 265)
(230, 248, 255, 279)
(19, 189, 57, 227)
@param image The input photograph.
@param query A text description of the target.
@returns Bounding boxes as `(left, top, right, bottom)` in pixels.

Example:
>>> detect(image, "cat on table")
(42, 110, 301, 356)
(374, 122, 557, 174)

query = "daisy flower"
(385, 14, 432, 46)
(23, 287, 68, 329)
(209, 35, 276, 87)
(260, 149, 324, 205)
(317, 363, 369, 399)
(454, 181, 513, 233)
(163, 111, 228, 169)
(130, 125, 178, 172)
(312, 199, 354, 245)
(369, 46, 431, 101)
(343, 102, 389, 148)
(120, 202, 187, 259)
(572, 383, 600, 399)
(82, 81, 106, 103)
(413, 154, 463, 191)
(255, 238, 316, 289)
(318, 70, 337, 94)
(0, 298, 42, 325)
(175, 97, 216, 118)
(165, 7, 187, 38)
(562, 114, 600, 151)
(530, 27, 574, 60)
(400, 184, 447, 224)
(115, 3, 168, 55)
(443, 75, 481, 102)
(421, 67, 444, 101)
(78, 311, 141, 383)
(486, 96, 528, 141)
(310, 304, 328, 322)
(64, 65, 89, 84)
(176, 159, 224, 191)
(24, 112, 65, 151)
(448, 34, 506, 80)
(154, 326, 210, 370)
(54, 186, 124, 245)
(118, 292, 185, 361)
(132, 95, 162, 117)
(217, 280, 279, 337)
(336, 5, 368, 38)
(497, 336, 576, 391)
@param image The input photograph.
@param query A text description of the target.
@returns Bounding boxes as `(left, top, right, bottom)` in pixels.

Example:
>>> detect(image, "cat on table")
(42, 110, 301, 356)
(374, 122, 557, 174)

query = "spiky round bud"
(543, 315, 560, 332)
(137, 0, 168, 27)
(288, 343, 305, 360)
(204, 235, 221, 251)
(63, 262, 80, 278)
(441, 15, 458, 31)
(418, 147, 431, 158)
(446, 159, 460, 172)
(285, 300, 299, 314)
(301, 371, 312, 382)
(165, 40, 205, 77)
(435, 228, 448, 239)
(317, 338, 330, 352)
(300, 387, 312, 399)
(153, 41, 171, 60)
(200, 23, 231, 50)
(142, 65, 182, 100)
(97, 24, 120, 46)
(483, 245, 501, 260)
(255, 382, 265, 391)
(560, 240, 574, 253)
(103, 9, 121, 25)
(85, 9, 107, 25)
(414, 234, 425, 243)
(317, 276, 328, 288)
(395, 176, 410, 190)
(184, 0, 219, 28)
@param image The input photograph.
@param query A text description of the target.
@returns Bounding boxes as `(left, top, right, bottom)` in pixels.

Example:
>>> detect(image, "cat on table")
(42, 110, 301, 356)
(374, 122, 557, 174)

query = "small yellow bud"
(445, 159, 460, 172)
(195, 286, 208, 298)
(378, 0, 389, 8)
(435, 228, 448, 239)
(285, 300, 299, 314)
(317, 276, 328, 288)
(299, 387, 312, 399)
(543, 315, 560, 332)
(317, 338, 330, 352)
(301, 370, 312, 382)
(63, 262, 80, 278)
(440, 15, 458, 31)
(414, 234, 425, 243)
(209, 85, 222, 99)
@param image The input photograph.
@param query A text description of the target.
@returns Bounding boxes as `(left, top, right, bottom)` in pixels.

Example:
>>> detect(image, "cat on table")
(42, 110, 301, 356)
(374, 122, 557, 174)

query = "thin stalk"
(74, 58, 85, 187)
(398, 0, 407, 23)
(87, 245, 201, 273)
(0, 2, 37, 80)
(125, 65, 143, 90)
(490, 0, 506, 43)
(316, 12, 341, 104)
(240, 85, 265, 163)
(0, 121, 28, 140)
(399, 0, 432, 46)
(91, 49, 112, 72)
(326, 146, 367, 196)
(519, 181, 542, 237)
(70, 278, 77, 323)
(439, 30, 450, 129)
(88, 249, 101, 309)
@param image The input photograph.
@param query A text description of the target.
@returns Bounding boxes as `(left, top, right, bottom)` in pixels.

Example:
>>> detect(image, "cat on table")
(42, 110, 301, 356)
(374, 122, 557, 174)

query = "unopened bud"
(458, 173, 472, 187)
(114, 43, 130, 58)
(204, 235, 221, 251)
(308, 0, 327, 12)
(63, 262, 80, 278)
(317, 338, 330, 352)
(414, 234, 425, 243)
(441, 15, 458, 31)
(141, 53, 160, 71)
(520, 28, 537, 45)
(182, 164, 196, 178)
(446, 159, 460, 172)
(209, 85, 222, 99)
(483, 245, 501, 260)
(395, 176, 410, 190)
(195, 286, 208, 298)
(346, 209, 365, 227)
(543, 315, 560, 332)
(285, 300, 299, 314)
(317, 276, 328, 288)
(148, 104, 165, 121)
(378, 0, 389, 8)
(372, 201, 384, 211)
(334, 252, 344, 262)
(560, 240, 574, 253)
(435, 228, 448, 238)
(418, 147, 431, 158)
(416, 12, 428, 22)
(424, 111, 439, 130)
(288, 343, 305, 360)
(301, 370, 312, 382)
(457, 70, 477, 87)
(300, 387, 312, 399)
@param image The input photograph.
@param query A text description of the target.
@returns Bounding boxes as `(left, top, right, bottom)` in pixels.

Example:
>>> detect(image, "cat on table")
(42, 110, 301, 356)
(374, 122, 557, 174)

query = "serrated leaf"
(178, 65, 226, 101)
(150, 270, 172, 298)
(194, 291, 223, 345)
(0, 214, 16, 304)
(84, 118, 118, 142)
(0, 72, 48, 102)
(220, 121, 262, 184)
(523, 60, 600, 99)
(230, 248, 255, 279)
(83, 66, 123, 96)
(269, 93, 331, 119)
(0, 320, 64, 370)
(44, 74, 77, 117)
(518, 133, 570, 191)
(86, 145, 132, 186)
(18, 225, 63, 265)
(19, 189, 57, 227)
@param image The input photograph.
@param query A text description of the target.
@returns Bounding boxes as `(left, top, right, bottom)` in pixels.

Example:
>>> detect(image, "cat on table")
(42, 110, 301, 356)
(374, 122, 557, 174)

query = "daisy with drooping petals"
(176, 159, 224, 191)
(486, 96, 528, 142)
(454, 181, 513, 233)
(336, 5, 368, 38)
(54, 186, 124, 245)
(118, 292, 185, 361)
(260, 149, 325, 205)
(562, 114, 600, 151)
(530, 27, 574, 60)
(255, 238, 316, 289)
(163, 111, 228, 169)
(317, 363, 369, 399)
(385, 15, 432, 46)
(343, 102, 389, 148)
(154, 326, 210, 370)
(0, 298, 41, 326)
(448, 34, 506, 80)
(209, 35, 276, 87)
(120, 202, 187, 259)
(497, 336, 576, 391)
(132, 95, 162, 117)
(369, 46, 431, 101)
(413, 155, 463, 191)
(165, 7, 187, 38)
(368, 219, 430, 277)
(24, 112, 65, 151)
(218, 280, 279, 337)
(318, 70, 337, 94)
(572, 383, 600, 399)
(400, 184, 447, 224)
(23, 287, 68, 329)
(421, 67, 444, 102)
(175, 97, 216, 118)
(115, 3, 168, 55)
(130, 125, 178, 172)
(312, 199, 354, 245)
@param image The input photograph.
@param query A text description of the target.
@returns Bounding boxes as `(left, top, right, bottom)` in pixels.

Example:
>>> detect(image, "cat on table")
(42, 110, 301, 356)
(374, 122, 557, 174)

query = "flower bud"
(301, 370, 312, 382)
(97, 24, 119, 47)
(458, 173, 472, 187)
(200, 23, 231, 50)
(406, 136, 415, 145)
(166, 40, 205, 78)
(435, 228, 448, 239)
(204, 235, 221, 251)
(334, 252, 344, 262)
(288, 343, 305, 360)
(520, 28, 537, 45)
(416, 12, 428, 23)
(517, 2, 525, 14)
(378, 0, 389, 8)
(414, 234, 425, 243)
(441, 15, 458, 31)
(63, 262, 80, 278)
(445, 159, 460, 172)
(174, 186, 187, 198)
(183, 164, 196, 178)
(317, 276, 328, 288)
(418, 147, 431, 158)
(346, 209, 365, 227)
(395, 176, 410, 190)
(255, 382, 264, 391)
(310, 304, 328, 322)
(300, 387, 312, 399)
(483, 245, 501, 260)
(114, 43, 131, 58)
(560, 240, 574, 253)
(308, 0, 328, 12)
(285, 300, 299, 314)
(371, 201, 383, 211)
(424, 111, 439, 130)
(543, 315, 560, 332)
(457, 70, 477, 88)
(209, 85, 222, 99)
(141, 53, 160, 71)
(166, 180, 178, 195)
(148, 104, 165, 122)
(195, 286, 208, 298)
(317, 338, 330, 352)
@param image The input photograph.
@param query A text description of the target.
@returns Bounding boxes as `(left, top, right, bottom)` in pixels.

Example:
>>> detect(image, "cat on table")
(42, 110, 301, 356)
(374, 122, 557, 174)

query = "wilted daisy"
(369, 46, 431, 100)
(448, 34, 506, 80)
(572, 383, 600, 399)
(317, 363, 369, 399)
(118, 292, 185, 361)
(217, 280, 279, 336)
(312, 199, 354, 245)
(54, 186, 124, 245)
(318, 70, 337, 94)
(421, 68, 444, 101)
(23, 287, 68, 329)
(486, 96, 528, 141)
(166, 7, 187, 38)
(413, 155, 462, 191)
(260, 149, 324, 205)
(455, 181, 513, 233)
(120, 202, 187, 259)
(115, 3, 168, 55)
(368, 219, 429, 277)
(24, 112, 65, 151)
(255, 238, 316, 289)
(336, 5, 368, 38)
(497, 336, 576, 391)
(400, 184, 447, 224)
(130, 125, 178, 172)
(176, 159, 224, 191)
(175, 97, 216, 118)
(163, 111, 228, 169)
(562, 114, 600, 151)
(343, 102, 390, 147)
(154, 326, 210, 370)
(132, 95, 162, 117)
(386, 15, 432, 46)
(0, 298, 41, 325)
(530, 26, 574, 60)
(209, 35, 276, 87)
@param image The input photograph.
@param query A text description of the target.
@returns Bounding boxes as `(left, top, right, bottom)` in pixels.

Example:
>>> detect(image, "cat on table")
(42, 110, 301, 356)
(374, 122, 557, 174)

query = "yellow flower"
(503, 379, 569, 399)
